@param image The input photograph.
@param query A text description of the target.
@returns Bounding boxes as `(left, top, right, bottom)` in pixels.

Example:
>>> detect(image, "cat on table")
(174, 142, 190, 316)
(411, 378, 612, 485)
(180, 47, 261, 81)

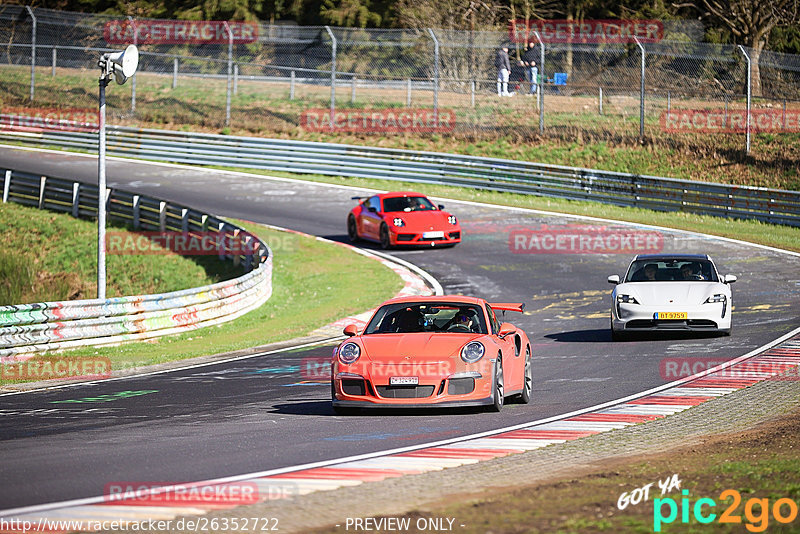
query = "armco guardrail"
(2, 125, 799, 227)
(0, 168, 272, 360)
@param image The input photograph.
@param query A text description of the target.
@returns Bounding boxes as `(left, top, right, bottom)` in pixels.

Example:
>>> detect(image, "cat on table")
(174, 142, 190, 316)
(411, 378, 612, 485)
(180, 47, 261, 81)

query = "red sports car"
(347, 192, 461, 248)
(331, 296, 532, 413)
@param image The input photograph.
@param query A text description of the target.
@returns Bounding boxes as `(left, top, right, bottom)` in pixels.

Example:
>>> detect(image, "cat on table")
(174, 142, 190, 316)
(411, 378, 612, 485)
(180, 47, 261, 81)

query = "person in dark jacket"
(495, 46, 512, 96)
(522, 42, 538, 95)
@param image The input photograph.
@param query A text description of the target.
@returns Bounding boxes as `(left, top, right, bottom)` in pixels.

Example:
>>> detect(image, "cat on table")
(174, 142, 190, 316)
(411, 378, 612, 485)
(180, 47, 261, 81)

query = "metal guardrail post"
(351, 74, 356, 103)
(3, 170, 10, 202)
(224, 22, 233, 128)
(634, 37, 645, 141)
(173, 57, 178, 89)
(128, 16, 137, 114)
(532, 31, 544, 133)
(52, 47, 57, 77)
(25, 6, 36, 101)
(290, 70, 295, 100)
(72, 182, 80, 217)
(427, 29, 440, 127)
(234, 64, 239, 95)
(738, 45, 751, 154)
(325, 26, 337, 131)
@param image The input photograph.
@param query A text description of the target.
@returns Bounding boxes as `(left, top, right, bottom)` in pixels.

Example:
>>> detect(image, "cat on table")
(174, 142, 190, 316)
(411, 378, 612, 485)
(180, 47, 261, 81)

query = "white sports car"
(608, 254, 736, 340)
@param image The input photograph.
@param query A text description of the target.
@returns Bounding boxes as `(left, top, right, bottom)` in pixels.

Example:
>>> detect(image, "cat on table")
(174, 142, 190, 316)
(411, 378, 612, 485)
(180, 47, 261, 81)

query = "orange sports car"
(331, 295, 531, 413)
(347, 192, 461, 248)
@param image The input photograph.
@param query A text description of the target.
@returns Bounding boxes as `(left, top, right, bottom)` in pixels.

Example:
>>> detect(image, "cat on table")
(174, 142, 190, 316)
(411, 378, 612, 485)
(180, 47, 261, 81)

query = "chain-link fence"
(1, 5, 799, 155)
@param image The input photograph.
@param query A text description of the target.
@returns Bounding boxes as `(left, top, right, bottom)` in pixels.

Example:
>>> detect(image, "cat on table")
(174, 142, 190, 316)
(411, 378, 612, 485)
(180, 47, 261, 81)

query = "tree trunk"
(749, 43, 763, 98)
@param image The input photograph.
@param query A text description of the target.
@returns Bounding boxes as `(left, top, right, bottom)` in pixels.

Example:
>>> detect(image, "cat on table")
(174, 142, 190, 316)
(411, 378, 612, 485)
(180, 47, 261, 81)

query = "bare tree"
(675, 0, 799, 96)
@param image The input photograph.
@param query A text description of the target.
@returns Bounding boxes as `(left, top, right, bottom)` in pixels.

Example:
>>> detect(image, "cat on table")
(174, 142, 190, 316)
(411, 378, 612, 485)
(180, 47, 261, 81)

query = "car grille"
(375, 385, 436, 398)
(448, 232, 461, 240)
(626, 319, 719, 330)
(447, 377, 475, 395)
(341, 379, 367, 396)
(419, 236, 446, 242)
(396, 234, 415, 242)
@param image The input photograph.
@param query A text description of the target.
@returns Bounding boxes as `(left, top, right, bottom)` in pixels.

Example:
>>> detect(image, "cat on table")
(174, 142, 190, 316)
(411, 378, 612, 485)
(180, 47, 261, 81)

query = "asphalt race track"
(2, 146, 799, 510)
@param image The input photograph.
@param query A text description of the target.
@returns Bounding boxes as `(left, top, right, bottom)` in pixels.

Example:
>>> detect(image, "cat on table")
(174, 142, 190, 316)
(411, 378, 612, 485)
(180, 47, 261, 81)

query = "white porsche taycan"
(608, 254, 736, 340)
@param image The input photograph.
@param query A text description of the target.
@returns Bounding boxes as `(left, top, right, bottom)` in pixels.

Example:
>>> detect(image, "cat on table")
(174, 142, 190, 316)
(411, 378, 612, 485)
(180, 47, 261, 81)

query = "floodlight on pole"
(96, 44, 138, 300)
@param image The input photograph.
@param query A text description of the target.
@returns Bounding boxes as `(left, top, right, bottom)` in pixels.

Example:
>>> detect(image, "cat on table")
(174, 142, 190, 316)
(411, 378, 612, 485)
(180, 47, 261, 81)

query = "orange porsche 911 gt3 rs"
(331, 296, 532, 413)
(347, 192, 461, 248)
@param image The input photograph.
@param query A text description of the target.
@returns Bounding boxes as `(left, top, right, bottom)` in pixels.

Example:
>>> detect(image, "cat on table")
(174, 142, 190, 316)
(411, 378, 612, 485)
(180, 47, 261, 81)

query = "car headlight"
(461, 341, 485, 363)
(339, 342, 361, 364)
(705, 294, 726, 303)
(448, 215, 457, 225)
(617, 294, 639, 304)
(393, 218, 405, 227)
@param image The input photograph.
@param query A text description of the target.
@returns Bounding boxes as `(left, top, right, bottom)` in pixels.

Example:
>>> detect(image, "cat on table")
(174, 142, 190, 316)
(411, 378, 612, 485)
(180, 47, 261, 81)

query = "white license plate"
(390, 376, 419, 385)
(422, 231, 444, 239)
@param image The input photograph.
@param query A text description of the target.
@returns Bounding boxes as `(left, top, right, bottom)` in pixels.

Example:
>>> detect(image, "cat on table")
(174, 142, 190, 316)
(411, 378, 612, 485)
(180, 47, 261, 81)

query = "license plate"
(390, 376, 419, 385)
(422, 231, 444, 239)
(654, 312, 688, 320)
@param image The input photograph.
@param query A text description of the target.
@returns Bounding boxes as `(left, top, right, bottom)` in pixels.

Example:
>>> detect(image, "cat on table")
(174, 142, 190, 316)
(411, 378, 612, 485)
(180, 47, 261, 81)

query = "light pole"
(96, 44, 138, 300)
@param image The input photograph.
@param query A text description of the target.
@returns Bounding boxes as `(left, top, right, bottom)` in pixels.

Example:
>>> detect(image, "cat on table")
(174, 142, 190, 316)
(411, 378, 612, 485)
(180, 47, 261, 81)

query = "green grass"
(209, 167, 800, 254)
(0, 220, 403, 384)
(0, 201, 240, 304)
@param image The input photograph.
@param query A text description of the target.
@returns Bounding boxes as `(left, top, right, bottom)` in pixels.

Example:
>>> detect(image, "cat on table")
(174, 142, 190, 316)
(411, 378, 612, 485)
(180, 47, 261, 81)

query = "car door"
(486, 305, 521, 391)
(358, 195, 383, 240)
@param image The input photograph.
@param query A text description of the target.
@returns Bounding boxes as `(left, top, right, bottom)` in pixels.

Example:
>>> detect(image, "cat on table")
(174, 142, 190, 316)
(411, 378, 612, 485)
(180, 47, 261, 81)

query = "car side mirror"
(343, 324, 359, 337)
(498, 322, 516, 338)
(438, 204, 445, 210)
(724, 274, 737, 284)
(608, 275, 620, 285)
(367, 206, 377, 213)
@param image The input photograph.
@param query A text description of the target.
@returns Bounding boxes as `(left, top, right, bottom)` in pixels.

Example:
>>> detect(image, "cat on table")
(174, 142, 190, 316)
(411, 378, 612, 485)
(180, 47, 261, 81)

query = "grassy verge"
(212, 168, 800, 254)
(0, 201, 239, 304)
(0, 221, 403, 385)
(313, 406, 800, 534)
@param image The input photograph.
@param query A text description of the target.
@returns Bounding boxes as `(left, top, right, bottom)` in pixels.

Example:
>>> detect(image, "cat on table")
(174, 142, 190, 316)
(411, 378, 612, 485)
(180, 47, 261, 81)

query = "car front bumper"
(612, 302, 731, 332)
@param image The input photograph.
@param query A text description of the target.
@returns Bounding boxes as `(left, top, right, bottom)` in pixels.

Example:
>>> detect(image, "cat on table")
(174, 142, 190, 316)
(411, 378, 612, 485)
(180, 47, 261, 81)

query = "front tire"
(487, 357, 504, 412)
(347, 215, 359, 242)
(379, 224, 391, 249)
(517, 347, 532, 404)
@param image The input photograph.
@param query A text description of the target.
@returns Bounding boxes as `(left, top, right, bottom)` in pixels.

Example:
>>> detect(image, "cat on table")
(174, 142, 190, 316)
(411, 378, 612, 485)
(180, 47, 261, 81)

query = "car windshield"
(625, 259, 718, 282)
(364, 302, 487, 334)
(382, 196, 436, 213)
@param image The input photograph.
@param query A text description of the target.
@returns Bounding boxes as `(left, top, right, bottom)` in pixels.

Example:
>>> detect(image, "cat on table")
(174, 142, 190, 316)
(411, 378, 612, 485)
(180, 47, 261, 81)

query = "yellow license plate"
(654, 312, 688, 320)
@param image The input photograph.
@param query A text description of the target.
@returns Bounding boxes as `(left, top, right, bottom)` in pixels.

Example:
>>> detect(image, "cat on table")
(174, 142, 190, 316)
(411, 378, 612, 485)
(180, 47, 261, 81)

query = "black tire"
(517, 347, 532, 404)
(379, 224, 391, 249)
(487, 357, 504, 412)
(611, 320, 626, 341)
(347, 215, 359, 242)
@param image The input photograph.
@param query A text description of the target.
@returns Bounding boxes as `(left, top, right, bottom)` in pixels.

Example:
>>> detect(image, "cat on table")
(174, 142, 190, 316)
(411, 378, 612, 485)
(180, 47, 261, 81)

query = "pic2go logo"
(654, 489, 799, 532)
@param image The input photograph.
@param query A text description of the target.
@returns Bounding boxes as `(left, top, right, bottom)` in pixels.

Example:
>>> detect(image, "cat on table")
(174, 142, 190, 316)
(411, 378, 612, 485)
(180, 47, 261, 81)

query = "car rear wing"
(489, 303, 525, 313)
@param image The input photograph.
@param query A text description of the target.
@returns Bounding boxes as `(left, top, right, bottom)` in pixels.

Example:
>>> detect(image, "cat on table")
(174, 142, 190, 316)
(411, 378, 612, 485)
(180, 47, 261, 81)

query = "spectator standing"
(523, 42, 538, 95)
(495, 46, 512, 96)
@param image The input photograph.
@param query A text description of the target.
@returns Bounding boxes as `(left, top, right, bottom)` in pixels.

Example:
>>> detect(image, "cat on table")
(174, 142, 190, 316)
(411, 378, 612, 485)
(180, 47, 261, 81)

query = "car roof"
(379, 295, 485, 306)
(377, 191, 427, 199)
(634, 254, 710, 261)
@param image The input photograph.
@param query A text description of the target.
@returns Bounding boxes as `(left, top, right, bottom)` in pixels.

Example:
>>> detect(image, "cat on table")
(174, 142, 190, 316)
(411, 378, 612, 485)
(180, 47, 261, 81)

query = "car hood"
(388, 211, 453, 230)
(616, 282, 728, 305)
(359, 333, 480, 361)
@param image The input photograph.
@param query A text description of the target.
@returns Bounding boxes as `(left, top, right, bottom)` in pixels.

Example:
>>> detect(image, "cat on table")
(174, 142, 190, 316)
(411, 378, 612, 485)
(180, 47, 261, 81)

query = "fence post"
(351, 74, 356, 103)
(38, 176, 46, 209)
(471, 80, 475, 108)
(407, 78, 411, 106)
(224, 22, 233, 128)
(72, 182, 80, 217)
(234, 64, 239, 95)
(173, 57, 178, 89)
(738, 45, 751, 154)
(599, 86, 603, 115)
(427, 29, 440, 127)
(325, 26, 337, 130)
(667, 90, 671, 116)
(128, 16, 137, 113)
(26, 6, 36, 101)
(159, 201, 167, 233)
(181, 208, 189, 233)
(290, 70, 295, 100)
(52, 47, 57, 77)
(532, 30, 544, 133)
(634, 37, 645, 141)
